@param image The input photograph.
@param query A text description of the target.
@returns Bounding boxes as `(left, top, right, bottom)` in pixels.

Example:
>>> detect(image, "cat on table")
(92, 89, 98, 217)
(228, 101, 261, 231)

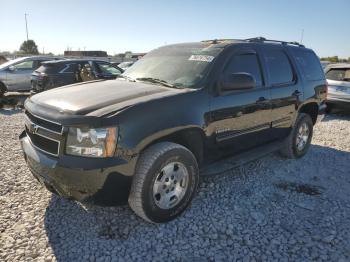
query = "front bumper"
(20, 131, 133, 203)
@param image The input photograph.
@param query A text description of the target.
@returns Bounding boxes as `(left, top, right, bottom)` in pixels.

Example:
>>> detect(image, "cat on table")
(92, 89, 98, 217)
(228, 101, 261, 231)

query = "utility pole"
(24, 13, 29, 41)
(300, 29, 304, 44)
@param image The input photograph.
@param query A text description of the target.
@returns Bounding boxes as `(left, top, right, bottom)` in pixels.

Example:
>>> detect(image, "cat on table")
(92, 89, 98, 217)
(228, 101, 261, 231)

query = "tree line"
(320, 56, 350, 63)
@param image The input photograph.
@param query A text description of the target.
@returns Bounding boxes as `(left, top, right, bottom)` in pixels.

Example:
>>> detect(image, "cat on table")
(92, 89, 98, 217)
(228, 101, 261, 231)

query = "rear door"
(261, 45, 302, 139)
(209, 47, 272, 156)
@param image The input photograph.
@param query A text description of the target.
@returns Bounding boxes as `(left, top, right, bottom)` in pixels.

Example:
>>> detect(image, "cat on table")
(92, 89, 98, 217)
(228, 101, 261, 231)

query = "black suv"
(31, 59, 123, 94)
(20, 38, 327, 223)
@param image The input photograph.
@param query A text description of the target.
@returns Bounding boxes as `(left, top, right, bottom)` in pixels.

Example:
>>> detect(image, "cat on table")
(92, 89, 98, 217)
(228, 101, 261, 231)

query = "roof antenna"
(300, 29, 304, 44)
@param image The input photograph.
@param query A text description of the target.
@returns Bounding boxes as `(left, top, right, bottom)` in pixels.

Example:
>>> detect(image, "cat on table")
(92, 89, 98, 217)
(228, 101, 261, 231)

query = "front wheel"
(128, 142, 199, 223)
(0, 83, 6, 97)
(280, 113, 313, 159)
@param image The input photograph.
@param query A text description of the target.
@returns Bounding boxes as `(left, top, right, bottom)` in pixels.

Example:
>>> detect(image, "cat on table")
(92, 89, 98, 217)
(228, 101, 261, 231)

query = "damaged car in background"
(325, 63, 350, 111)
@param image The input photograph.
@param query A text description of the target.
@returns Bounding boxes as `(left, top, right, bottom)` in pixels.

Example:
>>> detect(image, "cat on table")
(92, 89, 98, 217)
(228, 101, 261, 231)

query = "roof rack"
(245, 37, 305, 47)
(201, 37, 305, 47)
(201, 39, 244, 44)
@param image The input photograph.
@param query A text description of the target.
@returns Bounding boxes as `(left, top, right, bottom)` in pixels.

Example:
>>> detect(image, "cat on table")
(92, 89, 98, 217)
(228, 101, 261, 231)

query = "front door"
(209, 49, 272, 157)
(6, 59, 35, 91)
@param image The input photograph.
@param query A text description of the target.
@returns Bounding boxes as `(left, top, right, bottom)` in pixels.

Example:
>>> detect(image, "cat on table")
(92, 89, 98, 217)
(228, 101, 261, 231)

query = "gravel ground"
(0, 109, 350, 262)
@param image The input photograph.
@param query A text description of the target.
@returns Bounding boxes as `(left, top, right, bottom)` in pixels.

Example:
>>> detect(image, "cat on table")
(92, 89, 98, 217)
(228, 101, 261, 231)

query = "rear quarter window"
(291, 49, 325, 81)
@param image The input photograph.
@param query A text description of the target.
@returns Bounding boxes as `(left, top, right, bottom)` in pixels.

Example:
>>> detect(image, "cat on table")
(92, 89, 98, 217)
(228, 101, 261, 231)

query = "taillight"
(38, 72, 47, 81)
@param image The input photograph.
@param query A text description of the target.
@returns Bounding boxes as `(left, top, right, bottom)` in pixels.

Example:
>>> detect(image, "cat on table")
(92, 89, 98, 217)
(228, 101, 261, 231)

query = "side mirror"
(8, 65, 16, 72)
(221, 73, 256, 91)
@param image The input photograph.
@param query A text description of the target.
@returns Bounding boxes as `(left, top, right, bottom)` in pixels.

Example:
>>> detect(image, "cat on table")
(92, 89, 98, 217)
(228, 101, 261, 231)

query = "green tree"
(19, 40, 39, 54)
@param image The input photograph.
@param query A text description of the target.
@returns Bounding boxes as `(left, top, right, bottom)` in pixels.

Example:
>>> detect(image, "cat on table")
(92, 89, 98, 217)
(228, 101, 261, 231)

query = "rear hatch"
(31, 63, 64, 92)
(326, 68, 350, 101)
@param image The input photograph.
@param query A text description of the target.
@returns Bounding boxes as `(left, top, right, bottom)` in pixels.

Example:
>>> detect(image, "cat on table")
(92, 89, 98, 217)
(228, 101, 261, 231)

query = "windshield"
(122, 43, 223, 88)
(0, 57, 27, 69)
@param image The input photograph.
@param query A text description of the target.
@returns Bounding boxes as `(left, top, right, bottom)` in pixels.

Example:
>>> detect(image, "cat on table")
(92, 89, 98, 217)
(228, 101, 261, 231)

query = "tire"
(0, 83, 6, 97)
(279, 113, 313, 159)
(325, 103, 333, 114)
(128, 142, 199, 223)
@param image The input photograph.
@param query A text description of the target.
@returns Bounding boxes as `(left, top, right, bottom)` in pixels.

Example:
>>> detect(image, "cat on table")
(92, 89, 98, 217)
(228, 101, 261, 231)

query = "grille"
(25, 111, 62, 156)
(26, 126, 60, 156)
(25, 111, 63, 134)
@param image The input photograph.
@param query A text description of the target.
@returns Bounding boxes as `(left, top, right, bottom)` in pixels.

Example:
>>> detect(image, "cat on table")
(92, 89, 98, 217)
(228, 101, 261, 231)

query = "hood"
(29, 79, 185, 116)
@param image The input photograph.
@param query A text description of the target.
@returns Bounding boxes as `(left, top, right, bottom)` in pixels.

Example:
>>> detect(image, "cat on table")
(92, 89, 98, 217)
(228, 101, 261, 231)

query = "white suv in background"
(325, 63, 350, 111)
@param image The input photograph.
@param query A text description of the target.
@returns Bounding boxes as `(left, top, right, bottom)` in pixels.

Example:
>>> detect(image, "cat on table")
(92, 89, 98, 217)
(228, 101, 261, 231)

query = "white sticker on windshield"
(188, 55, 214, 62)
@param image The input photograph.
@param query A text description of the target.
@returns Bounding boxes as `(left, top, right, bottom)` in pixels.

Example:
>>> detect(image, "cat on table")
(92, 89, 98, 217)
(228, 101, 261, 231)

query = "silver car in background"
(0, 56, 60, 95)
(325, 63, 350, 111)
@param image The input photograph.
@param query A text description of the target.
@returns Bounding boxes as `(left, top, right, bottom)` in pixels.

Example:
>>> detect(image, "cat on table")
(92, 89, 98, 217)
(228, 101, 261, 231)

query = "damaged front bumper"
(20, 131, 133, 203)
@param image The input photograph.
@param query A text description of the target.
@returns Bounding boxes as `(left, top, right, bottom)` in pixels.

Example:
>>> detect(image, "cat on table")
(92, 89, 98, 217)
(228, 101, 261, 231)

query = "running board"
(200, 141, 283, 176)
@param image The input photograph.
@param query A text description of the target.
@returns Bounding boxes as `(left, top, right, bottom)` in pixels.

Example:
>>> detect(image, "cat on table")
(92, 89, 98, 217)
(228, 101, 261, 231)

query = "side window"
(95, 62, 122, 75)
(13, 60, 34, 70)
(34, 60, 48, 70)
(292, 49, 324, 81)
(224, 53, 263, 87)
(61, 63, 78, 73)
(263, 49, 294, 86)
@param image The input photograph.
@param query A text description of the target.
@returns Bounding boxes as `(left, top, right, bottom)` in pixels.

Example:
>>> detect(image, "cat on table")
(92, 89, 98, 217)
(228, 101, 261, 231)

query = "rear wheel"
(280, 113, 313, 159)
(128, 142, 199, 223)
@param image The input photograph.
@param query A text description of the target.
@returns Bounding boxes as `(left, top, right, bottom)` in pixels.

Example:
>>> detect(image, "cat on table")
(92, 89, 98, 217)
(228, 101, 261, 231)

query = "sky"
(1, 0, 349, 58)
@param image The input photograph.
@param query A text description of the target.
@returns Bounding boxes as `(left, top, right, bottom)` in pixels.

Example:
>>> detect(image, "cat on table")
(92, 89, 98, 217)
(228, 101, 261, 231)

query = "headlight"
(66, 127, 117, 157)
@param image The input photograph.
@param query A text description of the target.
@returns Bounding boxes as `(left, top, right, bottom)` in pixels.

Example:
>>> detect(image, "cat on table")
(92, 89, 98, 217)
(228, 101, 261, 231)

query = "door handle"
(256, 97, 267, 103)
(292, 90, 302, 97)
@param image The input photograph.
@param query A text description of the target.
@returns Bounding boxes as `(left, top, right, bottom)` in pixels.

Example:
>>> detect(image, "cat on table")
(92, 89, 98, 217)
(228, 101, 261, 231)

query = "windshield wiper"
(117, 75, 136, 82)
(136, 77, 176, 88)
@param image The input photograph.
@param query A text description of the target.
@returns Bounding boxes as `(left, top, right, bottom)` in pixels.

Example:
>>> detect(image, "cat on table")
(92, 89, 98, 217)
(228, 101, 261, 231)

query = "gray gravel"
(1, 109, 350, 262)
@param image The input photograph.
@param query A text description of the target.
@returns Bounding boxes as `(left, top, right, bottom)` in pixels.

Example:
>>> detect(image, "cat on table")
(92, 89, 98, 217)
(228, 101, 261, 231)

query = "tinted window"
(326, 68, 350, 82)
(264, 49, 293, 85)
(61, 63, 79, 73)
(292, 49, 324, 80)
(224, 54, 263, 87)
(36, 63, 66, 74)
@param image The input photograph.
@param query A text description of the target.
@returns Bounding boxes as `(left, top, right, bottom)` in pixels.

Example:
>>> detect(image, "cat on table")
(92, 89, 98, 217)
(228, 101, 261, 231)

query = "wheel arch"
(0, 81, 7, 91)
(298, 102, 318, 125)
(140, 127, 205, 166)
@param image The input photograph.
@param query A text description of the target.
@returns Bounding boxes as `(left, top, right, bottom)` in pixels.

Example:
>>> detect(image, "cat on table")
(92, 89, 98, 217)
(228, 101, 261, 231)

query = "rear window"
(263, 49, 294, 86)
(36, 64, 60, 74)
(35, 63, 72, 74)
(326, 68, 350, 82)
(292, 49, 324, 81)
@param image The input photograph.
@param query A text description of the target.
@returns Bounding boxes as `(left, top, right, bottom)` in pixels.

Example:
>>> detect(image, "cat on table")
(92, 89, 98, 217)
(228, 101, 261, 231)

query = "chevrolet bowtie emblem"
(31, 123, 39, 134)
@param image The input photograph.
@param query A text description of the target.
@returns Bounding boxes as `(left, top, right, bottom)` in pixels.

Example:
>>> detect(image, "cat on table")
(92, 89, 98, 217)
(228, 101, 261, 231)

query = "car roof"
(163, 37, 308, 52)
(42, 59, 109, 65)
